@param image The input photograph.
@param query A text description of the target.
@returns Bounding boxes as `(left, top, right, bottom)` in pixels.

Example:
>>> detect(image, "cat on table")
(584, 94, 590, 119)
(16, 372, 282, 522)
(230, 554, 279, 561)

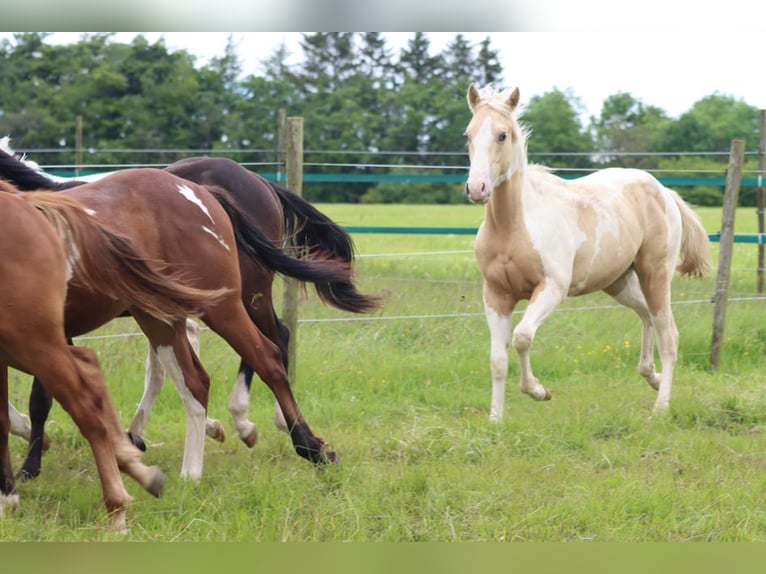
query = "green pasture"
(3, 204, 766, 541)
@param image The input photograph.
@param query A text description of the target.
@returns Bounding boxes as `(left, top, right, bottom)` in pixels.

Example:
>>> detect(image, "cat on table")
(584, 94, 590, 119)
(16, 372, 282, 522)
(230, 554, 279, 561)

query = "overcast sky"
(25, 29, 765, 124)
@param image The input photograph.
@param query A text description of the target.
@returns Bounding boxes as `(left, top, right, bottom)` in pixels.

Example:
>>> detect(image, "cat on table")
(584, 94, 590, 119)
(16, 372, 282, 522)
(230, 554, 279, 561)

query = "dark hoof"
(146, 467, 164, 498)
(16, 467, 39, 481)
(127, 432, 147, 452)
(240, 428, 258, 448)
(323, 449, 340, 465)
(314, 444, 340, 466)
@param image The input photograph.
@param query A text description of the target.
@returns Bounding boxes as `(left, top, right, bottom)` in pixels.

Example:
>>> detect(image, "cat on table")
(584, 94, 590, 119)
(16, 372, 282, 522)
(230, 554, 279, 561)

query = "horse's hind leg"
(634, 259, 679, 413)
(68, 346, 164, 497)
(204, 301, 337, 465)
(35, 345, 160, 533)
(605, 272, 661, 391)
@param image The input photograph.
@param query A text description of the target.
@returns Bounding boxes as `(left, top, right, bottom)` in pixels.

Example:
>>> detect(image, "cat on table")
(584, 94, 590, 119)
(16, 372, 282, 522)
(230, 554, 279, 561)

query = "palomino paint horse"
(463, 83, 711, 420)
(0, 188, 226, 532)
(0, 166, 359, 481)
(0, 146, 380, 480)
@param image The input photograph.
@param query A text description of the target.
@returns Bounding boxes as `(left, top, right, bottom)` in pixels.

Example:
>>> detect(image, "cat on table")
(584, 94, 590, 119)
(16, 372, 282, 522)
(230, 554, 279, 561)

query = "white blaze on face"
(466, 115, 495, 202)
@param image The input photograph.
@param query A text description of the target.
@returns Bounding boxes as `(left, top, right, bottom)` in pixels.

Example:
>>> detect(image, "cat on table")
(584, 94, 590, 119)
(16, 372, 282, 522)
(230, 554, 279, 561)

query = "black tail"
(267, 180, 381, 313)
(0, 147, 84, 191)
(206, 185, 380, 312)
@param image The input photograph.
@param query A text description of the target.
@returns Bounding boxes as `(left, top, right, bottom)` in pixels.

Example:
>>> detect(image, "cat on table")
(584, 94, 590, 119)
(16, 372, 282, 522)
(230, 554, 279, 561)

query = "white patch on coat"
(176, 184, 214, 223)
(201, 225, 231, 251)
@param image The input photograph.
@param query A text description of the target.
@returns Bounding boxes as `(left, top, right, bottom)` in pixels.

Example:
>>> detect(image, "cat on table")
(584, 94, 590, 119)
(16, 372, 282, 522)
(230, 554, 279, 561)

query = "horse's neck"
(483, 170, 527, 235)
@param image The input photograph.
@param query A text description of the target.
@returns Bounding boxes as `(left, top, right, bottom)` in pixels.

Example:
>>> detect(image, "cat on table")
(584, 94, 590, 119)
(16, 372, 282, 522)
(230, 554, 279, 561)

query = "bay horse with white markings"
(0, 165, 363, 481)
(463, 83, 711, 420)
(0, 188, 227, 532)
(0, 144, 380, 480)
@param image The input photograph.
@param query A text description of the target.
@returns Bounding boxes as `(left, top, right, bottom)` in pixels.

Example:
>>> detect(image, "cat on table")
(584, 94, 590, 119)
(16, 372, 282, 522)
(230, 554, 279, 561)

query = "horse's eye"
(498, 132, 508, 142)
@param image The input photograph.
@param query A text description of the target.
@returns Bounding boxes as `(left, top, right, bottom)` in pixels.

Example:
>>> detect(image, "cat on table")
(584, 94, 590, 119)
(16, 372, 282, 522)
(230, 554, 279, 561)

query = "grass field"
(4, 202, 766, 541)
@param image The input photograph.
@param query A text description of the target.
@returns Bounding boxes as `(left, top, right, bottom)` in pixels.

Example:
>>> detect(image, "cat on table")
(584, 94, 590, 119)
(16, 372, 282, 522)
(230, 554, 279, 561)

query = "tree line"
(0, 32, 761, 205)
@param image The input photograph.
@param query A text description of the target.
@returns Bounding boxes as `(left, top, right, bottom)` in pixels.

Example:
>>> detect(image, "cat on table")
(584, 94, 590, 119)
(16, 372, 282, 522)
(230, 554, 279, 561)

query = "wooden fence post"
(758, 110, 765, 293)
(710, 139, 745, 370)
(282, 116, 304, 383)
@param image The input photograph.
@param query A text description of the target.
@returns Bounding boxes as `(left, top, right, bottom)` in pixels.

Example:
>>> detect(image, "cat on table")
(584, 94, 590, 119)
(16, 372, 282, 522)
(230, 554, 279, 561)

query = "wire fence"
(69, 244, 765, 345)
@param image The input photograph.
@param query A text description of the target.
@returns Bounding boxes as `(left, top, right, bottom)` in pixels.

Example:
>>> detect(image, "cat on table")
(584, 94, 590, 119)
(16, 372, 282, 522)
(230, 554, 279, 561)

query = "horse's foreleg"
(484, 302, 511, 421)
(128, 319, 223, 451)
(229, 362, 258, 447)
(126, 343, 166, 450)
(18, 377, 52, 479)
(511, 285, 563, 402)
(9, 402, 31, 440)
(0, 365, 19, 516)
(155, 342, 210, 481)
(185, 319, 224, 440)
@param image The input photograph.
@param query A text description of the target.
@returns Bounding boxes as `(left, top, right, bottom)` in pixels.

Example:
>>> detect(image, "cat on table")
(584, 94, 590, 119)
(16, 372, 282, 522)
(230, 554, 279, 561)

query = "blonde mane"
(473, 84, 532, 146)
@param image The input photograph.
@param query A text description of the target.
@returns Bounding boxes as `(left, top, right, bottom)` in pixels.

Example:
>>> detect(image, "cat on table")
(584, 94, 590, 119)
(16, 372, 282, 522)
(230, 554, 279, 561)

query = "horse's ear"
(508, 87, 520, 111)
(467, 83, 482, 111)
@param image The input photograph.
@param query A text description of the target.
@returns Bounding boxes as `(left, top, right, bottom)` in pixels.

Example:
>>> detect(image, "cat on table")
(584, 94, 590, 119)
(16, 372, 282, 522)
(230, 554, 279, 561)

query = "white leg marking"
(229, 371, 258, 446)
(176, 184, 214, 223)
(156, 345, 206, 481)
(484, 302, 511, 422)
(273, 399, 288, 433)
(0, 493, 19, 516)
(128, 343, 166, 438)
(651, 306, 678, 413)
(8, 402, 31, 440)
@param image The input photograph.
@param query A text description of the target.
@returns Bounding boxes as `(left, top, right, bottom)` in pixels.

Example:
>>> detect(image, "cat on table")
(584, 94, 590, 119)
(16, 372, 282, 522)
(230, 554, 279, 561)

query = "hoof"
(16, 466, 40, 481)
(240, 428, 258, 448)
(322, 450, 340, 465)
(41, 433, 51, 452)
(127, 432, 147, 452)
(0, 492, 19, 516)
(106, 509, 128, 535)
(543, 389, 552, 401)
(317, 444, 340, 466)
(145, 467, 164, 498)
(206, 420, 226, 443)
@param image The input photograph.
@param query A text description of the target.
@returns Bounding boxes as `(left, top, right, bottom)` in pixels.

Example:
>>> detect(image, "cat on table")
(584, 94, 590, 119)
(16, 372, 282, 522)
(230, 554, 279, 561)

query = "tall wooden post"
(757, 110, 765, 293)
(710, 139, 745, 370)
(282, 117, 303, 383)
(276, 108, 286, 184)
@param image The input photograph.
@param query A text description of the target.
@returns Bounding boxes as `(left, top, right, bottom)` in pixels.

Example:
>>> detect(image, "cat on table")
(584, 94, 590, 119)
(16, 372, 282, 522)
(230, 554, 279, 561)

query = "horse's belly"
(568, 252, 636, 296)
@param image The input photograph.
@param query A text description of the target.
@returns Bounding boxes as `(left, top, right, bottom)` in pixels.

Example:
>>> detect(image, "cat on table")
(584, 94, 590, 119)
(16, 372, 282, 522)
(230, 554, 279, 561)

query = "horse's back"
(166, 157, 283, 241)
(60, 168, 241, 288)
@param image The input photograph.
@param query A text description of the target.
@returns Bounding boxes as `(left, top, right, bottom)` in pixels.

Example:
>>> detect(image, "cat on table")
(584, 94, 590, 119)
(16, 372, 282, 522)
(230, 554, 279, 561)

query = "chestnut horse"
(1, 166, 361, 481)
(0, 188, 227, 532)
(0, 146, 380, 480)
(464, 83, 711, 420)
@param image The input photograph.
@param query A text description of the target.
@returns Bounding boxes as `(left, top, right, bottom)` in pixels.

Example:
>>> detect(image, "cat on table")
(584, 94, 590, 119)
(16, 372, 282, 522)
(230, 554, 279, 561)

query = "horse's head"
(464, 83, 526, 203)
